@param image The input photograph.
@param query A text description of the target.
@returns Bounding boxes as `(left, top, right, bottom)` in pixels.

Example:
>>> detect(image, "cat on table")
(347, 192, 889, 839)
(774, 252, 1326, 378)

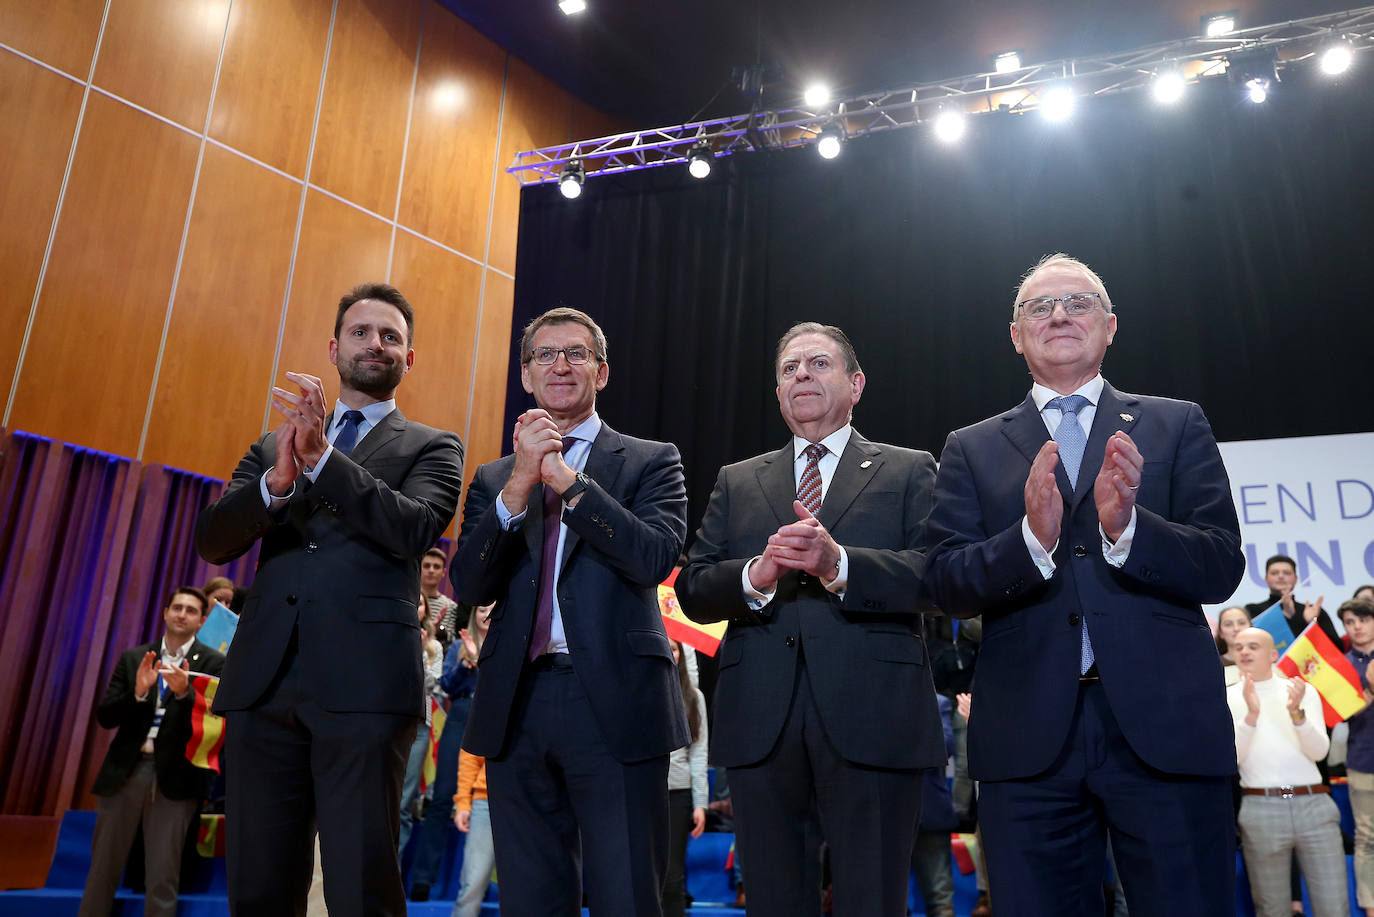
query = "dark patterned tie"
(796, 443, 827, 516)
(332, 410, 366, 456)
(529, 437, 576, 661)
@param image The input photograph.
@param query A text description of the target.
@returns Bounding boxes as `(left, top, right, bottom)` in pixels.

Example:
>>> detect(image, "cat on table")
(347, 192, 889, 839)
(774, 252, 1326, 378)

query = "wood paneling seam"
(261, 0, 342, 435)
(394, 224, 484, 269)
(0, 42, 84, 87)
(386, 0, 427, 282)
(1, 0, 115, 430)
(135, 0, 237, 461)
(88, 85, 200, 139)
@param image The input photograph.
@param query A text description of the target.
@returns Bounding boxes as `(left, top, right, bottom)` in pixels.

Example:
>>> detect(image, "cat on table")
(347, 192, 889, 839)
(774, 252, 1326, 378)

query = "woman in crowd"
(202, 576, 234, 609)
(1216, 606, 1250, 685)
(399, 594, 445, 853)
(662, 639, 709, 917)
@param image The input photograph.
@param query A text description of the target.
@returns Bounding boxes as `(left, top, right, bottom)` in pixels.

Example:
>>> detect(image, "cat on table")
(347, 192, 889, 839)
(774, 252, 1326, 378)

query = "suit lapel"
(755, 442, 800, 526)
(348, 408, 405, 466)
(999, 395, 1072, 499)
(1070, 383, 1142, 509)
(818, 431, 882, 530)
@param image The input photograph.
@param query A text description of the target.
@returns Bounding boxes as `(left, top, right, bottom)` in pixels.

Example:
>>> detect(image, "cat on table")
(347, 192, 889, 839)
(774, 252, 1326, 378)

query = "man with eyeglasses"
(451, 307, 689, 916)
(925, 254, 1245, 916)
(675, 322, 943, 917)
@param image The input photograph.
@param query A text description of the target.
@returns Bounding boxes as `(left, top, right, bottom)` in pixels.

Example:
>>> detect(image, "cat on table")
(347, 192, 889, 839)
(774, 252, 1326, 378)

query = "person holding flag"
(78, 586, 226, 917)
(1227, 626, 1349, 917)
(1245, 554, 1341, 650)
(1340, 598, 1374, 917)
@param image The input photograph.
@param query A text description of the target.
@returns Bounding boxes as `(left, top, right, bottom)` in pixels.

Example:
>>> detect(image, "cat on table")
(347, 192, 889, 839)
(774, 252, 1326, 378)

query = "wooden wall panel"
(395, 5, 504, 259)
(92, 0, 230, 130)
(454, 268, 514, 529)
(386, 230, 481, 439)
(141, 145, 300, 478)
(0, 55, 84, 397)
(210, 0, 332, 177)
(272, 189, 392, 410)
(310, 0, 422, 217)
(0, 0, 105, 77)
(8, 92, 199, 455)
(487, 58, 572, 276)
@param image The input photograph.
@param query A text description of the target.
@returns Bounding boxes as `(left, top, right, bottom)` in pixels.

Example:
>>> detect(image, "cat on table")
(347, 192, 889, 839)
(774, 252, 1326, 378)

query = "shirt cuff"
(1099, 507, 1137, 568)
(259, 473, 295, 510)
(303, 444, 333, 483)
(742, 557, 776, 610)
(495, 490, 526, 531)
(823, 545, 849, 598)
(1022, 516, 1057, 580)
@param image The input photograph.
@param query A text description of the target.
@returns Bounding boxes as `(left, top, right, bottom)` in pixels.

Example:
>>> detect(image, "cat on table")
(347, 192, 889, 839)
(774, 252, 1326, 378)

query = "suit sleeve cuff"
(1100, 508, 1137, 567)
(1022, 516, 1057, 580)
(742, 557, 775, 610)
(495, 491, 526, 531)
(823, 545, 848, 598)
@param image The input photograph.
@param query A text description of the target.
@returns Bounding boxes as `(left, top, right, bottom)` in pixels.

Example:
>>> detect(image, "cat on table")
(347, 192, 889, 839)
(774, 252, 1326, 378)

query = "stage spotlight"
(1040, 86, 1075, 122)
(816, 124, 844, 159)
(1152, 69, 1186, 104)
(993, 51, 1022, 73)
(1245, 77, 1269, 103)
(933, 109, 966, 142)
(687, 143, 713, 179)
(1202, 11, 1237, 38)
(803, 83, 831, 108)
(559, 161, 584, 198)
(1320, 42, 1354, 76)
(559, 0, 587, 14)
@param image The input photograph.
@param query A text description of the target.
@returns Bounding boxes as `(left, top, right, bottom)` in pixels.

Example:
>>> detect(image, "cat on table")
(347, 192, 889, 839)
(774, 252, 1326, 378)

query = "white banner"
(1209, 431, 1374, 633)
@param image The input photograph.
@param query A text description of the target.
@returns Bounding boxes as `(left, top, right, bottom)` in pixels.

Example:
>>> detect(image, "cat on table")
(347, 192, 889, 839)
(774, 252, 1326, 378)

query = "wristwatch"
(560, 472, 592, 504)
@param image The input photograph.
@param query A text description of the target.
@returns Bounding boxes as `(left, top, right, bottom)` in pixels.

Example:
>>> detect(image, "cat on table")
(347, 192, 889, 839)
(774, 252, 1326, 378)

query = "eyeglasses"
(530, 346, 594, 365)
(1015, 291, 1104, 321)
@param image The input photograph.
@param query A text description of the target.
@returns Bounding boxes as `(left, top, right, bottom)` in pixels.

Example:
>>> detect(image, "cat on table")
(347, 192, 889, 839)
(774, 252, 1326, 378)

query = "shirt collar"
(161, 636, 195, 660)
(562, 412, 602, 447)
(793, 424, 852, 461)
(1031, 374, 1105, 413)
(331, 399, 396, 433)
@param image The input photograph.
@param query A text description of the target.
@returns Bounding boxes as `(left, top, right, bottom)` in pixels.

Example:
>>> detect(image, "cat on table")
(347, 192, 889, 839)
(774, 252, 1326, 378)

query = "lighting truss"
(507, 5, 1374, 185)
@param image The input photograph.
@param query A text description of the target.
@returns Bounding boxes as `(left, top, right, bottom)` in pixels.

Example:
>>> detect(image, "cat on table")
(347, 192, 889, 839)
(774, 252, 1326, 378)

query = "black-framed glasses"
(1015, 291, 1104, 321)
(530, 346, 593, 365)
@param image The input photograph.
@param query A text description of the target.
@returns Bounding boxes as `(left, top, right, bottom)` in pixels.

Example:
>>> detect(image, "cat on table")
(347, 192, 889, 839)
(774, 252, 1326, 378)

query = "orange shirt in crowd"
(453, 749, 487, 813)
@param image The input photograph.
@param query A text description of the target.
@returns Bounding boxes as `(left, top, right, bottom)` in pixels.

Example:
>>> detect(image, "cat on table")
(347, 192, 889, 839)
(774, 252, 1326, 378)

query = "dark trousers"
(408, 694, 471, 889)
(728, 659, 923, 917)
(485, 664, 669, 917)
(662, 788, 693, 917)
(979, 680, 1235, 917)
(223, 646, 417, 917)
(78, 757, 199, 917)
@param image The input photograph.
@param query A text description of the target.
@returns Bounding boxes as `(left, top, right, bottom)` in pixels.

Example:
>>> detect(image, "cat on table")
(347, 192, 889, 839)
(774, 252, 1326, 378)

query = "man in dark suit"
(195, 283, 464, 917)
(451, 307, 688, 917)
(79, 586, 225, 917)
(1245, 553, 1339, 647)
(925, 254, 1245, 916)
(675, 322, 944, 917)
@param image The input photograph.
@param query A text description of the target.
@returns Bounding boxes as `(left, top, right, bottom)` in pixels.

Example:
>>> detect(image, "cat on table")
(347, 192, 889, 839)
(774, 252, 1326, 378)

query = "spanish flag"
(420, 696, 446, 794)
(185, 674, 226, 772)
(196, 814, 227, 858)
(1277, 620, 1367, 727)
(659, 569, 728, 657)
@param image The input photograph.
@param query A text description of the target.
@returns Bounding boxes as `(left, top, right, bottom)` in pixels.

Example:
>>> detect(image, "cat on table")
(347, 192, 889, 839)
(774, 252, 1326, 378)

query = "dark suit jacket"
(452, 421, 689, 763)
(925, 383, 1244, 782)
(195, 409, 464, 716)
(91, 639, 226, 800)
(675, 430, 946, 772)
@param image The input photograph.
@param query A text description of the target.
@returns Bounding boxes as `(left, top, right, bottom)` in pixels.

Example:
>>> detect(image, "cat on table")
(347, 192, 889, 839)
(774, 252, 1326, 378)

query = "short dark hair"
(775, 322, 862, 376)
(1339, 598, 1374, 623)
(519, 307, 608, 365)
(1354, 584, 1374, 599)
(1265, 554, 1297, 574)
(165, 586, 209, 617)
(335, 283, 414, 345)
(424, 547, 447, 564)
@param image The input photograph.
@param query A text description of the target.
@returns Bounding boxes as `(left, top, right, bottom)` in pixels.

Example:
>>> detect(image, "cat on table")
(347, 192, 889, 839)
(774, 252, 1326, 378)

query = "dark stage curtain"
(506, 66, 1374, 541)
(0, 430, 259, 816)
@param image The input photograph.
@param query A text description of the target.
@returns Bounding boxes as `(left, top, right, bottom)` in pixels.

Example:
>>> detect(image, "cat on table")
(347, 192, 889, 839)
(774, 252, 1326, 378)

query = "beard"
(337, 351, 405, 397)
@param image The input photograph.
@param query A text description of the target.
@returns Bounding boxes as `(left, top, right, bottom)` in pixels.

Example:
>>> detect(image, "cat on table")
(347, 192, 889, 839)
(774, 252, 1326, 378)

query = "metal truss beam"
(508, 5, 1374, 185)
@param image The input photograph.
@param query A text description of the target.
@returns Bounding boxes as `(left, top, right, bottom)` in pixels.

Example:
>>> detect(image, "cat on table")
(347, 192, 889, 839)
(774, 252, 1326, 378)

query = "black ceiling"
(439, 0, 1352, 130)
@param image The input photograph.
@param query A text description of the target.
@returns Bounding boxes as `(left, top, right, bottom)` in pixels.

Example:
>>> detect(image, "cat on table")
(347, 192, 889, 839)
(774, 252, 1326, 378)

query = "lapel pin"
(860, 460, 872, 469)
(1119, 413, 1134, 422)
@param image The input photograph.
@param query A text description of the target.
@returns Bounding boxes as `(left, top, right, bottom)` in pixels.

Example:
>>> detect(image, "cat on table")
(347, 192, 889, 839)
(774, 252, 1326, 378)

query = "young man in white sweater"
(1228, 627, 1349, 917)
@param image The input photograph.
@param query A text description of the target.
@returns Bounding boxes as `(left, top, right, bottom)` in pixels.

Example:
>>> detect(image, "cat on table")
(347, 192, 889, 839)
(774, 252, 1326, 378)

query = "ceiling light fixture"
(1040, 86, 1076, 122)
(559, 0, 587, 14)
(993, 51, 1022, 73)
(816, 124, 844, 159)
(1202, 11, 1237, 38)
(1151, 69, 1186, 104)
(1245, 77, 1269, 103)
(933, 109, 966, 142)
(803, 83, 831, 109)
(559, 161, 585, 198)
(687, 142, 713, 179)
(1319, 41, 1354, 76)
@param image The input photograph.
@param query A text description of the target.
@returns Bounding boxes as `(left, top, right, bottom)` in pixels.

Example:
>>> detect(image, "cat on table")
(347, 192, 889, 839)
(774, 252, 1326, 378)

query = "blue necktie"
(1047, 394, 1095, 674)
(333, 410, 366, 456)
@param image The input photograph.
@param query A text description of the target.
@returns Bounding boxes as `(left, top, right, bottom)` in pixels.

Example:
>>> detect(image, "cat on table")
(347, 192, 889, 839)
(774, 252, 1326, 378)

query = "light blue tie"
(1047, 394, 1095, 674)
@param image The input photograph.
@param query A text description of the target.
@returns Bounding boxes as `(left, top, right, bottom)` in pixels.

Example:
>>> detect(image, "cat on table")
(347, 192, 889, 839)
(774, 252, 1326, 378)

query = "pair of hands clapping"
(1025, 431, 1143, 551)
(266, 372, 330, 496)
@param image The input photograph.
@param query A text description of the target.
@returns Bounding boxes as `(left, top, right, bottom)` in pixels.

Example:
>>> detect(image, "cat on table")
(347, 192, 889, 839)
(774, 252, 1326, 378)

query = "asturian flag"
(1277, 620, 1367, 728)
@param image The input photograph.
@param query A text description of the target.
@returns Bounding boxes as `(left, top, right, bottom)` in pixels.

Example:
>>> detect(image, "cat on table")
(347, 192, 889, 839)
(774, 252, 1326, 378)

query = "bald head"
(1233, 627, 1278, 679)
